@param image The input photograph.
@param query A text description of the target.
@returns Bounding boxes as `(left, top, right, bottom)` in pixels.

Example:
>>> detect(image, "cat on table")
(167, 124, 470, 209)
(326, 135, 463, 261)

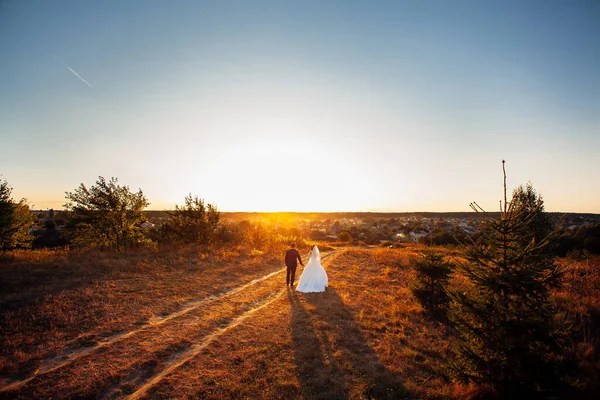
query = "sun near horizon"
(1, 1, 599, 214)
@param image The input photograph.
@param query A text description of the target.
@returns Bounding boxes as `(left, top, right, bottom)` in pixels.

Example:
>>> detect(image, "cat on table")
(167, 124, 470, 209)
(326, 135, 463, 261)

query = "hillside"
(0, 246, 456, 398)
(1, 245, 598, 399)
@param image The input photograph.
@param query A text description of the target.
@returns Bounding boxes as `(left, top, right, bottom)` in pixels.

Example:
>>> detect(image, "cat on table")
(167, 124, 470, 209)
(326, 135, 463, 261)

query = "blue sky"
(1, 0, 599, 212)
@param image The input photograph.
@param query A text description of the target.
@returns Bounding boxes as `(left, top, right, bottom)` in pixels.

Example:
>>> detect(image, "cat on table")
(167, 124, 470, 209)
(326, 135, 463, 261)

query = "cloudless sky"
(1, 0, 599, 212)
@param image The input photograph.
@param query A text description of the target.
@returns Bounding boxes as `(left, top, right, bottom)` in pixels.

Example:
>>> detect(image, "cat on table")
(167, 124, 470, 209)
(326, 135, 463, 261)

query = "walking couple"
(285, 243, 328, 293)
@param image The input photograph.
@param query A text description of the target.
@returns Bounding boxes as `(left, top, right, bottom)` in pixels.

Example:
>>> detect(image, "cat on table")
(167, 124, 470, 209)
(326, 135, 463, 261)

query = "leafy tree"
(33, 217, 67, 249)
(409, 248, 453, 321)
(332, 220, 341, 231)
(44, 218, 57, 230)
(338, 231, 352, 243)
(449, 161, 574, 396)
(162, 194, 219, 245)
(512, 183, 555, 250)
(0, 178, 35, 250)
(64, 176, 151, 251)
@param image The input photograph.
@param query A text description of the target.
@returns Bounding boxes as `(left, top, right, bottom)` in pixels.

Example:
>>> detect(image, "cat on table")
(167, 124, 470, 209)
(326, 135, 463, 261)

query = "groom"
(285, 243, 304, 287)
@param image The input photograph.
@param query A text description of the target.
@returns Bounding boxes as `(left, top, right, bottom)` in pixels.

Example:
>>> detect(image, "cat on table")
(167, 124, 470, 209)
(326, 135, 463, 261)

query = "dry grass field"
(1, 244, 598, 399)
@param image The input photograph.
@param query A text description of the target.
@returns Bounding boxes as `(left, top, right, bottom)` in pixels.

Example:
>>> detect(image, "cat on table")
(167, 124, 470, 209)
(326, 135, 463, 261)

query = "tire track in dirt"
(117, 290, 286, 400)
(122, 251, 339, 400)
(1, 251, 338, 396)
(0, 266, 286, 393)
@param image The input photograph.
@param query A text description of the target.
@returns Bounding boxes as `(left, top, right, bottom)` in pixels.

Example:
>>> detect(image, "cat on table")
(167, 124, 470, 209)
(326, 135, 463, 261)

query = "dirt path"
(0, 251, 338, 399)
(122, 290, 285, 400)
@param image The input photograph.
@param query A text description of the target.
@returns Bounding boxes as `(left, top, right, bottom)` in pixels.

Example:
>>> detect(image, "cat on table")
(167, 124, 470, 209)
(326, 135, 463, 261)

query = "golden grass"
(1, 245, 598, 399)
(0, 244, 283, 383)
(553, 255, 600, 391)
(6, 271, 285, 398)
(140, 247, 462, 399)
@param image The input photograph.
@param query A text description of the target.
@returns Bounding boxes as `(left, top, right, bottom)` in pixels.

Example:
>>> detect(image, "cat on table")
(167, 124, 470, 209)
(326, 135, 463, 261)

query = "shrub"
(409, 248, 453, 321)
(214, 223, 246, 244)
(44, 219, 57, 230)
(338, 231, 352, 243)
(584, 236, 600, 254)
(161, 194, 219, 245)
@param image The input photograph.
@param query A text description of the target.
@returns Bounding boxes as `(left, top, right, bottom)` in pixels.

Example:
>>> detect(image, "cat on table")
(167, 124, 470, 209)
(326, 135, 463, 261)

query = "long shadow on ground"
(288, 287, 408, 400)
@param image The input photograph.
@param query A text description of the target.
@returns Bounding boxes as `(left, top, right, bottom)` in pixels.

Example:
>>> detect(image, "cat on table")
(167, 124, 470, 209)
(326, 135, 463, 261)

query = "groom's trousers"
(286, 264, 298, 286)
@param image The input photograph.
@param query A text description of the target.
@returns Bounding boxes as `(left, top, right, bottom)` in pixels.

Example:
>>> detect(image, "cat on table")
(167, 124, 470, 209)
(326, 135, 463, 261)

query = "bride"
(296, 245, 328, 293)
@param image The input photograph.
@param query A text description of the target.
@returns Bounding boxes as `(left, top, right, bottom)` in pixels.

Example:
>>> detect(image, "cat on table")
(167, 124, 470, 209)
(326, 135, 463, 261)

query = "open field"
(1, 244, 599, 399)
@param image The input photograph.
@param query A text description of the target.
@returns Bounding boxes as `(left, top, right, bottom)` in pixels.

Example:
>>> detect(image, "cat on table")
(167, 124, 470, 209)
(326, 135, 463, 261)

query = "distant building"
(409, 231, 427, 243)
(140, 221, 155, 230)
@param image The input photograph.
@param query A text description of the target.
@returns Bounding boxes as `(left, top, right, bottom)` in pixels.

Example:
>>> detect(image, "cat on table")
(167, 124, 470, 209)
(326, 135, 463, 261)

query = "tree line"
(0, 176, 222, 252)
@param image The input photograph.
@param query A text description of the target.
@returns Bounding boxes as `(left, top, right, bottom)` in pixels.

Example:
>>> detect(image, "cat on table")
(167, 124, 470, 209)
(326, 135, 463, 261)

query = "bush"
(44, 219, 57, 230)
(246, 224, 269, 250)
(214, 223, 246, 244)
(585, 236, 600, 254)
(161, 194, 219, 245)
(409, 248, 452, 321)
(338, 231, 352, 243)
(550, 223, 600, 257)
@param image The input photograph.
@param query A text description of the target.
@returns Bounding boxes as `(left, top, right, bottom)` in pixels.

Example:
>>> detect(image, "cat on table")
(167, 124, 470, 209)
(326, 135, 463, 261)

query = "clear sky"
(1, 0, 598, 212)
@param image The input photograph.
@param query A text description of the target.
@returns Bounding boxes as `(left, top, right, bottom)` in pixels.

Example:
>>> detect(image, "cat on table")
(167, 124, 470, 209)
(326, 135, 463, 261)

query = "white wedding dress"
(296, 246, 328, 293)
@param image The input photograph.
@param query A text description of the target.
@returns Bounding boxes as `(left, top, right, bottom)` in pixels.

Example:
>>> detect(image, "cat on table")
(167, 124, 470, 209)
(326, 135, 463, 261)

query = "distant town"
(30, 210, 600, 248)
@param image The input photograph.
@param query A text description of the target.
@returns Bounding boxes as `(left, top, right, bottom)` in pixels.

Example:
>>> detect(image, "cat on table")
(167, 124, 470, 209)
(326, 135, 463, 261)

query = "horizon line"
(31, 209, 600, 215)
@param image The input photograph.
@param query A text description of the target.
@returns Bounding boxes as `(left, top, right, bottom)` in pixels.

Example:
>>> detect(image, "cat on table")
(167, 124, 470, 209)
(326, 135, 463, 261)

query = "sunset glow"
(1, 1, 598, 212)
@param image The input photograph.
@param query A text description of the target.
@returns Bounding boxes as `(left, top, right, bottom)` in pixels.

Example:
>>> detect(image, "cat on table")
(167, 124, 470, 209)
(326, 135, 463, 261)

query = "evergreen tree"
(409, 248, 453, 321)
(449, 161, 573, 396)
(0, 178, 35, 251)
(64, 176, 151, 251)
(162, 194, 219, 245)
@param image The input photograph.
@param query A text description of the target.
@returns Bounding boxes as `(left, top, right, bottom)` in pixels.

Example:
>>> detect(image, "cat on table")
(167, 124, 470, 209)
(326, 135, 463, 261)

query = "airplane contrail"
(65, 65, 92, 87)
(53, 54, 93, 87)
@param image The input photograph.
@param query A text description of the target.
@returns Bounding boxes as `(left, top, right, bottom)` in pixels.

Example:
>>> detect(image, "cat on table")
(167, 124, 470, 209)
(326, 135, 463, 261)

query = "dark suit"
(285, 248, 303, 285)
